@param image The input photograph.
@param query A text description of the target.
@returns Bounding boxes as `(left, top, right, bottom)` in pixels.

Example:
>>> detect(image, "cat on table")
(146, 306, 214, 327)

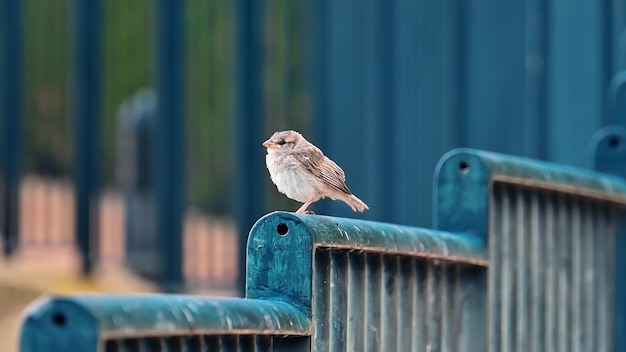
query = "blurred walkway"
(0, 177, 242, 351)
(3, 175, 239, 290)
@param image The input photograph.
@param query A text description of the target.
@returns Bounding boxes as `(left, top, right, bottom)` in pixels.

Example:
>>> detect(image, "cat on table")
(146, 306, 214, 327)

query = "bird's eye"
(277, 140, 287, 145)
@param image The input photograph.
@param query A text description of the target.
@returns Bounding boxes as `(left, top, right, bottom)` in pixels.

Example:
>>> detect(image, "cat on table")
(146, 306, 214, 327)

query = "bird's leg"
(296, 200, 314, 214)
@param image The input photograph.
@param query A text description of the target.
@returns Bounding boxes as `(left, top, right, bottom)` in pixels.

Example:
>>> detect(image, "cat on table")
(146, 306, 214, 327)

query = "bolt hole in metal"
(276, 223, 289, 236)
(52, 313, 66, 327)
(459, 160, 470, 173)
(609, 136, 620, 149)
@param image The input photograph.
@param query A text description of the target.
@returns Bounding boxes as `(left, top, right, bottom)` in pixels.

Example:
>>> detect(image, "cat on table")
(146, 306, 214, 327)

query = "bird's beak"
(263, 139, 278, 149)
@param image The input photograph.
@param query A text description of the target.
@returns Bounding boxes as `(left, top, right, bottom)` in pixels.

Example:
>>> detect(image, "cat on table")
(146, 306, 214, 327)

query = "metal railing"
(435, 148, 626, 352)
(20, 148, 626, 351)
(21, 212, 486, 351)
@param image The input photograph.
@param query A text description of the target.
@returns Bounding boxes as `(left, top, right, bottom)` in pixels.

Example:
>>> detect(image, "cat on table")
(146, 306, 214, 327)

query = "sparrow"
(263, 130, 369, 214)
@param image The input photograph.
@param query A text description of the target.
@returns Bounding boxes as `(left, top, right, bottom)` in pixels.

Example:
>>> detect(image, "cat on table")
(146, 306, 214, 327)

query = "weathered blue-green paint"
(246, 212, 313, 312)
(247, 211, 488, 352)
(20, 294, 310, 351)
(591, 125, 626, 180)
(20, 210, 487, 351)
(247, 212, 488, 313)
(591, 126, 626, 352)
(434, 148, 626, 239)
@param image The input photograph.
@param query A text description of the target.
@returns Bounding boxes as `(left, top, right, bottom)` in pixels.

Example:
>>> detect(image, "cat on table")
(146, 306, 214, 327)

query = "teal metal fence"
(19, 149, 626, 351)
(2, 0, 626, 293)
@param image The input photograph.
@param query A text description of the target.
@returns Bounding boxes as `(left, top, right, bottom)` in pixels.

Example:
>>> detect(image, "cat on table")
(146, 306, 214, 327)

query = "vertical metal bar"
(515, 188, 528, 352)
(529, 191, 544, 351)
(381, 255, 398, 351)
(397, 257, 413, 351)
(582, 202, 596, 352)
(488, 184, 501, 351)
(557, 195, 571, 352)
(600, 205, 616, 352)
(501, 186, 514, 352)
(74, 0, 101, 275)
(570, 198, 583, 352)
(234, 0, 263, 295)
(155, 0, 184, 289)
(412, 258, 425, 351)
(364, 253, 382, 351)
(544, 192, 557, 352)
(346, 252, 365, 352)
(426, 261, 440, 351)
(254, 336, 272, 352)
(594, 204, 609, 352)
(592, 126, 626, 352)
(0, 0, 22, 257)
(329, 250, 347, 352)
(440, 264, 453, 352)
(313, 249, 331, 351)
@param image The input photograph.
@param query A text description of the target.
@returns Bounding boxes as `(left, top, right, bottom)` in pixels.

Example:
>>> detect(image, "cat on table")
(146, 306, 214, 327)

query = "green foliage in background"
(20, 0, 311, 213)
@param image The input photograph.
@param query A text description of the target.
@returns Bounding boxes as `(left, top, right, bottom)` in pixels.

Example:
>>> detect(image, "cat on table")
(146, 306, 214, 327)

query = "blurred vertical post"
(155, 0, 184, 290)
(0, 0, 22, 257)
(74, 0, 101, 275)
(235, 0, 263, 295)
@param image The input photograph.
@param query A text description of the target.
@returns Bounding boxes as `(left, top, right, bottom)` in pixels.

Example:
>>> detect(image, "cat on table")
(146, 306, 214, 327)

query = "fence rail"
(19, 148, 626, 351)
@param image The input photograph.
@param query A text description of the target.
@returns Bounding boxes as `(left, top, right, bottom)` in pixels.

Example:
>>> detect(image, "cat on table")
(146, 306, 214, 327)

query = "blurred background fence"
(0, 0, 625, 294)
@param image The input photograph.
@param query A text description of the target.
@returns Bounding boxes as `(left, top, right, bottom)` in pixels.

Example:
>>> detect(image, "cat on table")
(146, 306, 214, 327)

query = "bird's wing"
(293, 146, 352, 195)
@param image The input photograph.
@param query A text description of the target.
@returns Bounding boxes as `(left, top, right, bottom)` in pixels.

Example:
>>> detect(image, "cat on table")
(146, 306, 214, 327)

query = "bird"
(263, 130, 369, 214)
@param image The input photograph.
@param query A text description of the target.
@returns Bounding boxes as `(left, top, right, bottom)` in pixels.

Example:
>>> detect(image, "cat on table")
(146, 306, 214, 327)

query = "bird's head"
(263, 130, 307, 152)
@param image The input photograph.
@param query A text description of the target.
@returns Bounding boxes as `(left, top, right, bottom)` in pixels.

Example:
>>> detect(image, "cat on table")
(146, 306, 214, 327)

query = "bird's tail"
(343, 194, 369, 213)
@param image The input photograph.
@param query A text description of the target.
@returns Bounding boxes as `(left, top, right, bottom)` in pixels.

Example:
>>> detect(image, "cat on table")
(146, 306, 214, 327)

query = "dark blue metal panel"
(235, 0, 264, 295)
(74, 0, 101, 274)
(311, 0, 330, 151)
(391, 0, 421, 225)
(313, 0, 465, 226)
(0, 0, 22, 257)
(608, 72, 626, 126)
(360, 0, 394, 222)
(524, 0, 549, 160)
(464, 1, 527, 156)
(611, 0, 626, 74)
(391, 0, 463, 226)
(548, 0, 607, 167)
(155, 0, 184, 290)
(320, 0, 367, 219)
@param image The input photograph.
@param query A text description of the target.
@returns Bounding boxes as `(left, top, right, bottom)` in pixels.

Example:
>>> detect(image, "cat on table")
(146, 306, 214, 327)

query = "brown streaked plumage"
(263, 130, 369, 214)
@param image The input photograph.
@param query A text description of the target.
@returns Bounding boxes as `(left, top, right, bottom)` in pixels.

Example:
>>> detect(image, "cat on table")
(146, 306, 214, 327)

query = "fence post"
(74, 0, 102, 275)
(235, 0, 264, 295)
(591, 125, 626, 351)
(0, 0, 22, 257)
(155, 0, 184, 290)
